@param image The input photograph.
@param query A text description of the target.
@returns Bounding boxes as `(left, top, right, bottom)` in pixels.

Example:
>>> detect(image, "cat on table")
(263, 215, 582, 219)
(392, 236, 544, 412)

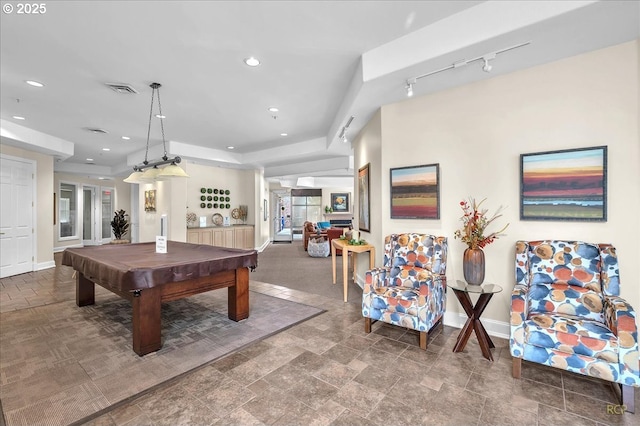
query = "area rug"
(0, 289, 323, 426)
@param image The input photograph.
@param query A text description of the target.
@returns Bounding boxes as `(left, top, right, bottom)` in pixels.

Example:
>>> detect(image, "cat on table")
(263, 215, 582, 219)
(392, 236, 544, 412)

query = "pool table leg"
(76, 273, 95, 306)
(228, 267, 249, 321)
(132, 286, 162, 356)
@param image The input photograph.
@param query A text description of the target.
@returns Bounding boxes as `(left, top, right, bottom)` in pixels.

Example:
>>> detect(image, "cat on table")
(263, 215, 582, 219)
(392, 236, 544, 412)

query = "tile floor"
(1, 257, 638, 426)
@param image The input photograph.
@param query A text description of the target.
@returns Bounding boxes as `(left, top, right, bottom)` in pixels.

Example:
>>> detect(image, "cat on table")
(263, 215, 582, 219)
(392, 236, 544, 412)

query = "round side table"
(448, 279, 503, 361)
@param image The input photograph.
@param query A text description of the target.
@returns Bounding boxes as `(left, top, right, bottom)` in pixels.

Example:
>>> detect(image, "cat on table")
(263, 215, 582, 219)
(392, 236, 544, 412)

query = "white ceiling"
(1, 1, 638, 187)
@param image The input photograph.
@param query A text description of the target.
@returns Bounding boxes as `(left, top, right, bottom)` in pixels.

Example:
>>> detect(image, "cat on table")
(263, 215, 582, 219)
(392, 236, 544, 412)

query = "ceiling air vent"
(84, 127, 109, 134)
(105, 83, 138, 94)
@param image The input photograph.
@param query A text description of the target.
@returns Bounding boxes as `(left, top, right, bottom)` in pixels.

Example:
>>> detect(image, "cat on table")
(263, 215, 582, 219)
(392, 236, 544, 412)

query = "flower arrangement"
(454, 197, 509, 249)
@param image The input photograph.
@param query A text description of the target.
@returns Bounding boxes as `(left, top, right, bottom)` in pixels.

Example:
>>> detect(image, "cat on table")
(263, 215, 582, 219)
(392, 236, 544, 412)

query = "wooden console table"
(331, 238, 375, 303)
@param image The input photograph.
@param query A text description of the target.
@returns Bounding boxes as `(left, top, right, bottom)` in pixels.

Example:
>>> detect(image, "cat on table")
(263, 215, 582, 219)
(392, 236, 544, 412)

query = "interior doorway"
(271, 190, 292, 243)
(82, 185, 114, 245)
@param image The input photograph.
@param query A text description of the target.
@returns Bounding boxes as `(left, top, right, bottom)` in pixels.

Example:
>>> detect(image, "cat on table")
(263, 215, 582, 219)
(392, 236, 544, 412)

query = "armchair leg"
(419, 331, 427, 350)
(622, 384, 635, 413)
(512, 358, 522, 379)
(364, 317, 371, 334)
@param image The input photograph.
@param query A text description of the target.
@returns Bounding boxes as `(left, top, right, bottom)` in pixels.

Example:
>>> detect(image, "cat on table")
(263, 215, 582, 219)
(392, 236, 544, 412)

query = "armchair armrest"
(509, 284, 529, 358)
(603, 295, 640, 385)
(364, 267, 390, 293)
(510, 284, 528, 326)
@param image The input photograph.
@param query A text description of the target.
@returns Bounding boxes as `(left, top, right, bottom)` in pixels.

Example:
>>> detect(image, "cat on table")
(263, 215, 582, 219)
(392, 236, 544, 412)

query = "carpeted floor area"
(250, 240, 364, 304)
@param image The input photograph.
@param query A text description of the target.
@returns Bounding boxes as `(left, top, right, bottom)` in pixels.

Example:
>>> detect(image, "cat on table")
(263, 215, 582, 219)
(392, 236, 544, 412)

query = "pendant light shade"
(123, 171, 144, 183)
(140, 166, 164, 181)
(158, 163, 189, 178)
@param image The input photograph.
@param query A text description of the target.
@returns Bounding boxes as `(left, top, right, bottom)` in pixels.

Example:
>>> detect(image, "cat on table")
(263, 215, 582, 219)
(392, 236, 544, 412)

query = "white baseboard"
(443, 311, 510, 340)
(257, 239, 270, 252)
(53, 244, 83, 253)
(36, 261, 55, 271)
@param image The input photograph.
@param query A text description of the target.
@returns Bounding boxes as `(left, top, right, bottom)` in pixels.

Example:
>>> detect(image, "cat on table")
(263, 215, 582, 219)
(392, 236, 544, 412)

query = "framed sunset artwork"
(520, 146, 607, 221)
(390, 163, 440, 219)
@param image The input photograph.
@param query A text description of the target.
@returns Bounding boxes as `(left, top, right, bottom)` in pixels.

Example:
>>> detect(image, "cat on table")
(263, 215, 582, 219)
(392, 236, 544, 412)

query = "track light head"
(482, 53, 496, 72)
(405, 79, 414, 97)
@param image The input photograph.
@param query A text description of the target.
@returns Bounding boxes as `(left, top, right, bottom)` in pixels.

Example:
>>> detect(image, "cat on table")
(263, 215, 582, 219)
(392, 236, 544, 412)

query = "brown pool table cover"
(62, 241, 258, 292)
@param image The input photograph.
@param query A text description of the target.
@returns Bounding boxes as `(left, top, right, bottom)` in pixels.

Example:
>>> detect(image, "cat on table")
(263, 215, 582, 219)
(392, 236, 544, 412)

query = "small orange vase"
(463, 248, 485, 285)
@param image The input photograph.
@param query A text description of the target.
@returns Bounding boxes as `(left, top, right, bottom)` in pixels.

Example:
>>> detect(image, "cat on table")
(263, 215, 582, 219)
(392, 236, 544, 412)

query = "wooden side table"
(448, 280, 502, 361)
(331, 238, 375, 303)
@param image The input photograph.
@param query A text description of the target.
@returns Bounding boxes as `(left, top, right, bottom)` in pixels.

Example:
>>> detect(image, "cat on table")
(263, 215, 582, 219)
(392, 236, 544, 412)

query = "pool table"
(62, 241, 258, 356)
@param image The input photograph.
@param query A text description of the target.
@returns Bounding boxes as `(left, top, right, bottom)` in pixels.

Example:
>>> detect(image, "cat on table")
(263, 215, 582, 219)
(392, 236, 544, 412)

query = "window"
(291, 189, 322, 234)
(59, 182, 77, 239)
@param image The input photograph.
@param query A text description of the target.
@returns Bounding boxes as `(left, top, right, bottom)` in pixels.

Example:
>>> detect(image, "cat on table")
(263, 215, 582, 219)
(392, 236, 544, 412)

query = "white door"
(0, 156, 34, 278)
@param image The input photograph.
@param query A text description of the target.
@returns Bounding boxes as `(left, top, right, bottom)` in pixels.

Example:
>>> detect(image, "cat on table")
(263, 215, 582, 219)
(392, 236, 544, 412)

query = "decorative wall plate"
(207, 188, 213, 193)
(213, 189, 219, 194)
(225, 196, 230, 202)
(207, 203, 212, 208)
(212, 213, 223, 226)
(225, 203, 231, 209)
(225, 189, 230, 195)
(231, 208, 241, 219)
(200, 188, 206, 193)
(207, 195, 212, 201)
(214, 196, 218, 201)
(200, 203, 206, 208)
(200, 195, 206, 201)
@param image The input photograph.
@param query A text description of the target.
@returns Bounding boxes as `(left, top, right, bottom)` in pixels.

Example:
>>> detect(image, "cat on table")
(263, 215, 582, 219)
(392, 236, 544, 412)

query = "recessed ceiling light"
(268, 107, 279, 112)
(121, 136, 130, 140)
(244, 57, 260, 67)
(280, 133, 288, 137)
(227, 146, 235, 150)
(25, 80, 44, 87)
(102, 148, 110, 151)
(12, 116, 25, 120)
(155, 114, 165, 119)
(86, 158, 94, 162)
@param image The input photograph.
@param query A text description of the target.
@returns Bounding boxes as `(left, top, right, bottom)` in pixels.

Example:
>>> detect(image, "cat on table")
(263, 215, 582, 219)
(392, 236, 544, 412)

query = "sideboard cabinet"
(187, 225, 254, 249)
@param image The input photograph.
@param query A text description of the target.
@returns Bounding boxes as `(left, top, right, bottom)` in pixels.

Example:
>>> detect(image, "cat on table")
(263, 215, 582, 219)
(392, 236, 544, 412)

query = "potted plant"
(111, 209, 130, 243)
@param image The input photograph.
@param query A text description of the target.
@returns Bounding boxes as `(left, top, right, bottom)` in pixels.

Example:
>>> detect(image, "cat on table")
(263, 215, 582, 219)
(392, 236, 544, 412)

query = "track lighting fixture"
(337, 116, 355, 143)
(482, 53, 496, 72)
(403, 42, 530, 95)
(405, 79, 415, 97)
(124, 82, 189, 184)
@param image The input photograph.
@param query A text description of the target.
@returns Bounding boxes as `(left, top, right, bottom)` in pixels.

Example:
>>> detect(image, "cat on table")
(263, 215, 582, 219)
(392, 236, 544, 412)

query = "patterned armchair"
(363, 234, 447, 350)
(510, 240, 639, 412)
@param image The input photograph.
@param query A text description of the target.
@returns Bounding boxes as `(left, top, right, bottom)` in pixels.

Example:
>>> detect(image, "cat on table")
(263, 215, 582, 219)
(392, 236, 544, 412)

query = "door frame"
(0, 153, 36, 277)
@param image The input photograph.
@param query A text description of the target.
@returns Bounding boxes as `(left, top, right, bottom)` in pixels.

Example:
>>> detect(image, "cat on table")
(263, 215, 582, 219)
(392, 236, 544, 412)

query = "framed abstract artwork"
(358, 164, 370, 232)
(390, 163, 439, 219)
(520, 146, 607, 221)
(331, 193, 350, 212)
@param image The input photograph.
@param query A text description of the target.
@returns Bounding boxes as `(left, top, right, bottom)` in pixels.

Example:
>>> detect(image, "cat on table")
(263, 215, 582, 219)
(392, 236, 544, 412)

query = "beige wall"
(355, 40, 640, 330)
(135, 162, 266, 248)
(0, 143, 54, 268)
